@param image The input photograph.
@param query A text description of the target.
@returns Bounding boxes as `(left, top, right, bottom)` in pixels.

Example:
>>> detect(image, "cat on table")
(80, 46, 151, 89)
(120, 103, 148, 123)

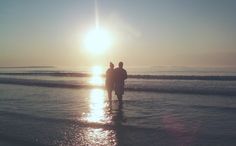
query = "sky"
(1, 0, 236, 67)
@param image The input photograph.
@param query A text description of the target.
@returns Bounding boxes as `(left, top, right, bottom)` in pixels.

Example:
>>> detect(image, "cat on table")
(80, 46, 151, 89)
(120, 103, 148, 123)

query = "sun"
(84, 27, 112, 54)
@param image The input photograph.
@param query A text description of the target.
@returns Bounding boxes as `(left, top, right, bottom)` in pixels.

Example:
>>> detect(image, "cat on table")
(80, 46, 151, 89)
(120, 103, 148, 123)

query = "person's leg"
(117, 95, 123, 103)
(118, 87, 124, 103)
(108, 90, 112, 101)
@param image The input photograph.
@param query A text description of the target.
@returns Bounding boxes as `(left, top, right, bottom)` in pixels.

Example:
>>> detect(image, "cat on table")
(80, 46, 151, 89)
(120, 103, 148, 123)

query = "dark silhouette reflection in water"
(110, 101, 127, 146)
(110, 101, 126, 126)
(80, 88, 126, 146)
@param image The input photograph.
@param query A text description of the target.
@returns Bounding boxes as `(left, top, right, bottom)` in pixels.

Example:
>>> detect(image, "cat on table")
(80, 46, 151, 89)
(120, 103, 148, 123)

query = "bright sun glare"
(89, 66, 104, 86)
(84, 27, 112, 54)
(91, 65, 103, 75)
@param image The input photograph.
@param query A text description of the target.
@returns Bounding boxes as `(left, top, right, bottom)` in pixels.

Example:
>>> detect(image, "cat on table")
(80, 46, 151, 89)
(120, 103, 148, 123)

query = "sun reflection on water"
(89, 66, 104, 86)
(81, 88, 117, 145)
(81, 87, 112, 124)
(83, 128, 117, 146)
(80, 88, 116, 145)
(86, 89, 106, 123)
(79, 65, 117, 145)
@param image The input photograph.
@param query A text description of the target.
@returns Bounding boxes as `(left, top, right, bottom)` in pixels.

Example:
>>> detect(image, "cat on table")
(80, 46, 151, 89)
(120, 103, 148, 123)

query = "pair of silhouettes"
(105, 62, 127, 102)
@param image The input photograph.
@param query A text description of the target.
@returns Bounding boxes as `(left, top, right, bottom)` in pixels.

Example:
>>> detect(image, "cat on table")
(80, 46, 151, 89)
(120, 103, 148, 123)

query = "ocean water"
(0, 66, 236, 146)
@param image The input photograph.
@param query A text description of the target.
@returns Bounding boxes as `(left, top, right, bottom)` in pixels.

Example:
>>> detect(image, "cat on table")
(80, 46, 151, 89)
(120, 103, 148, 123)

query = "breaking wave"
(1, 77, 236, 96)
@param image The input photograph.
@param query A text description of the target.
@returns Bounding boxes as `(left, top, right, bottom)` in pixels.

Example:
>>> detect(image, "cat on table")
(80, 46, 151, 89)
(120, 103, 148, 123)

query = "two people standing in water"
(105, 62, 127, 103)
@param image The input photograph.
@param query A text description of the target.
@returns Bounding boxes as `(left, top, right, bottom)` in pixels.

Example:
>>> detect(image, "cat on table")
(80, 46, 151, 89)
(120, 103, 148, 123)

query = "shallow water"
(1, 83, 236, 146)
(1, 67, 236, 145)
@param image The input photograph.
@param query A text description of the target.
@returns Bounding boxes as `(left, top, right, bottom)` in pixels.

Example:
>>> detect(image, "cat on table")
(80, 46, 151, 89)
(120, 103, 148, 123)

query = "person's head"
(118, 62, 123, 68)
(110, 62, 114, 69)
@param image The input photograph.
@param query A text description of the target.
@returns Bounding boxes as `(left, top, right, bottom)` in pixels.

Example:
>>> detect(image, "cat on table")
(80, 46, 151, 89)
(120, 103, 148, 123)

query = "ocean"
(0, 66, 236, 146)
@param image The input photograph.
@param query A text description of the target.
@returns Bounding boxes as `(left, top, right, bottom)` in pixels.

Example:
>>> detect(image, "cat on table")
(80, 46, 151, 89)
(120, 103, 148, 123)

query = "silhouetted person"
(114, 62, 127, 103)
(106, 62, 115, 101)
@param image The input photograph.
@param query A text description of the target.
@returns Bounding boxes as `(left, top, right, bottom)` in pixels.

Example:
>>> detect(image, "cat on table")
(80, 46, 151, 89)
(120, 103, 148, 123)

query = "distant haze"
(1, 0, 236, 67)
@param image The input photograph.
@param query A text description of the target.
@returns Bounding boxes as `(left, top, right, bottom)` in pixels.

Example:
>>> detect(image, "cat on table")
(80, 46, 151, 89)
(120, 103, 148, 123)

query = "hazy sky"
(1, 0, 236, 67)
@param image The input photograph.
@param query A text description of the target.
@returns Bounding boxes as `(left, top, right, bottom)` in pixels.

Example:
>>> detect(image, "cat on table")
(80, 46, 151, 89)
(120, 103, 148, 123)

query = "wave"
(0, 72, 90, 77)
(0, 66, 54, 69)
(129, 75, 236, 81)
(1, 77, 236, 96)
(1, 72, 236, 81)
(0, 77, 95, 88)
